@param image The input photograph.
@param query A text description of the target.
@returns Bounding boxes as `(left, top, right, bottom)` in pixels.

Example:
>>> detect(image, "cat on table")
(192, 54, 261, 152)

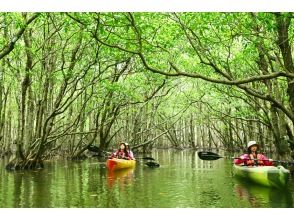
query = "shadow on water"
(234, 177, 293, 208)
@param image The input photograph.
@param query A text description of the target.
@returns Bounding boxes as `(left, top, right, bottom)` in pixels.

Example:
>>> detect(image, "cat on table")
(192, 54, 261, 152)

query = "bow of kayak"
(233, 164, 290, 188)
(106, 158, 136, 171)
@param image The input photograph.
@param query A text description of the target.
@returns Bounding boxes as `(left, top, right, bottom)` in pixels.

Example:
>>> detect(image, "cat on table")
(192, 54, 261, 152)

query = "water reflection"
(6, 169, 52, 207)
(199, 189, 221, 207)
(0, 150, 294, 208)
(234, 178, 293, 208)
(107, 168, 134, 188)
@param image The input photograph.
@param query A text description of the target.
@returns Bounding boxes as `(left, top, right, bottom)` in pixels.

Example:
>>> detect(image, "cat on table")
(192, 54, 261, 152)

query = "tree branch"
(0, 13, 40, 60)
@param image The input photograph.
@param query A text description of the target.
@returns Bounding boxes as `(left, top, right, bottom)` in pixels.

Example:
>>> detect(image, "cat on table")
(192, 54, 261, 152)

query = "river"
(0, 149, 293, 208)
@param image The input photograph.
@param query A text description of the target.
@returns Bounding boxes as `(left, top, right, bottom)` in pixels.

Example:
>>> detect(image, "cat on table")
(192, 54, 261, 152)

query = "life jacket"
(234, 153, 273, 166)
(111, 150, 124, 158)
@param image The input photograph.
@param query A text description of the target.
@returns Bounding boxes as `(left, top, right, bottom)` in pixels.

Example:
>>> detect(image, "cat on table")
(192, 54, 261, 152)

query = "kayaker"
(110, 142, 133, 160)
(234, 141, 273, 166)
(125, 142, 135, 160)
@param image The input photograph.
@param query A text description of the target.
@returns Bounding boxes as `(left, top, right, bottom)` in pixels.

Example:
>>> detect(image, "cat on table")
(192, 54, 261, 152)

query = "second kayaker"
(125, 142, 135, 160)
(234, 141, 273, 166)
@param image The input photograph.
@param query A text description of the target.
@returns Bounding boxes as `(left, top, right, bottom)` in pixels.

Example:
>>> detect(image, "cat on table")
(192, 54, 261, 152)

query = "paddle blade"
(145, 161, 160, 167)
(141, 157, 155, 161)
(198, 151, 223, 160)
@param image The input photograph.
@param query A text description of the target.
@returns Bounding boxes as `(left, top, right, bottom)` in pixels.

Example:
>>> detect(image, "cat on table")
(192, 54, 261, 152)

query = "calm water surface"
(0, 149, 293, 208)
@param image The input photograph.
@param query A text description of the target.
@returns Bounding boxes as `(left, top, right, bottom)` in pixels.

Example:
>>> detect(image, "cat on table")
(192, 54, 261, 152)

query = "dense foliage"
(0, 12, 293, 169)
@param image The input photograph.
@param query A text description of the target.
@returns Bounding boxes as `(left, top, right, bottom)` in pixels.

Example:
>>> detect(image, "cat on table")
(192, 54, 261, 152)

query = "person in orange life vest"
(125, 142, 135, 160)
(110, 142, 132, 160)
(234, 141, 273, 166)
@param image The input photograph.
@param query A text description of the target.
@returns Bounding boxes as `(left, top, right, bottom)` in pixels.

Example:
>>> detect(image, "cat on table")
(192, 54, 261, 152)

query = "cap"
(247, 141, 259, 149)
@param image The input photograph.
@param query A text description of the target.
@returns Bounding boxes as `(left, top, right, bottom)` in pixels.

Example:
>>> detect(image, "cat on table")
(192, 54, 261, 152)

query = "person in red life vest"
(110, 142, 133, 160)
(234, 141, 273, 166)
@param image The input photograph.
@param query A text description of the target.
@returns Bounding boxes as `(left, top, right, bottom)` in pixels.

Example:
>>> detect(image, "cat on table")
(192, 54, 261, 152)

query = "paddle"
(137, 157, 156, 161)
(102, 149, 159, 167)
(145, 161, 160, 167)
(86, 144, 156, 161)
(198, 151, 224, 160)
(128, 156, 160, 167)
(198, 151, 294, 165)
(138, 156, 160, 167)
